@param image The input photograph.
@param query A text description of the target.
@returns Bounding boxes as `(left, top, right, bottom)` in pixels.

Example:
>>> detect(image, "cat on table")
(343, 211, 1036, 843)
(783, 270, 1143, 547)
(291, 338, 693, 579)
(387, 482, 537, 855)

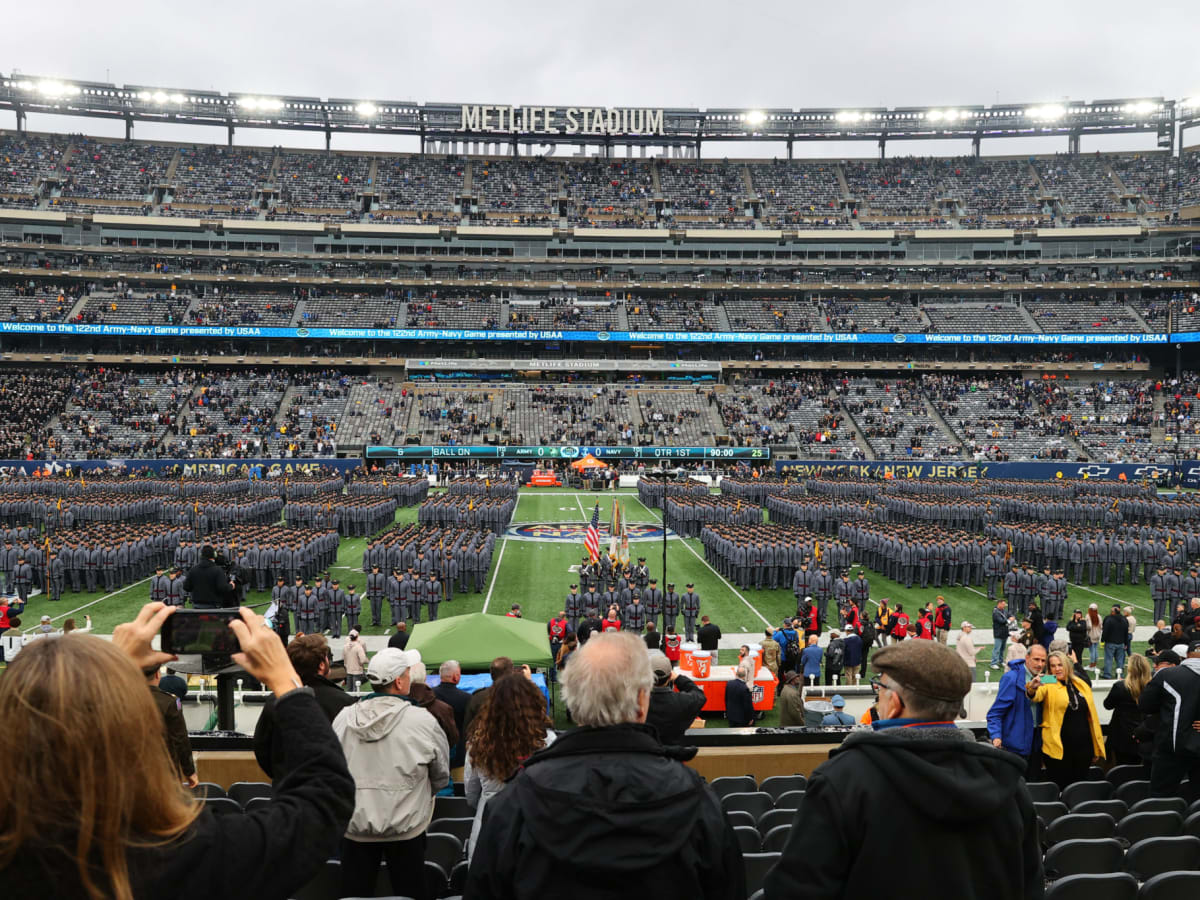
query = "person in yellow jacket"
(1026, 649, 1104, 790)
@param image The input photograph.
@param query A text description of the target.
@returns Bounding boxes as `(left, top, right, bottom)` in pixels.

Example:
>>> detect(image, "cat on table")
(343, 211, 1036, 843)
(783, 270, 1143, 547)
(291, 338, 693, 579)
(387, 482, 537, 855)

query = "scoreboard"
(365, 445, 771, 461)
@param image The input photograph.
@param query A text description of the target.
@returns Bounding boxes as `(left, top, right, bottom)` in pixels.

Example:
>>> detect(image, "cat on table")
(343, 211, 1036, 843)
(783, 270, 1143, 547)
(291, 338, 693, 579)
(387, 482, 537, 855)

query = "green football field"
(19, 486, 1160, 645)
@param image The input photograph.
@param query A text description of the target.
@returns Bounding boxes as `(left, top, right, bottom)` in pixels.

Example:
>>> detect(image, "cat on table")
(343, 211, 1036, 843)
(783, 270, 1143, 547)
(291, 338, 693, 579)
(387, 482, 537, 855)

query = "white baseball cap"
(367, 648, 417, 685)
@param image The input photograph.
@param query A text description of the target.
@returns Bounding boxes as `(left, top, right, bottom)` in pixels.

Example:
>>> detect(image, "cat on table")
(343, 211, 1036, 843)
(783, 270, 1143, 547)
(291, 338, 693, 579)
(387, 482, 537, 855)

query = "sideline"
(23, 577, 154, 633)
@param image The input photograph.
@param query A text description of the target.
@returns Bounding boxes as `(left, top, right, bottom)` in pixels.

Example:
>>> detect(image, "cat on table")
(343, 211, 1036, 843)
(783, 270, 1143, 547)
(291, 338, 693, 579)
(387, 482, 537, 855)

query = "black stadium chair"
(424, 833, 463, 873)
(720, 792, 773, 822)
(433, 796, 472, 820)
(1115, 781, 1152, 806)
(192, 782, 227, 800)
(733, 826, 761, 853)
(203, 797, 243, 816)
(228, 781, 272, 808)
(1034, 801, 1070, 826)
(1185, 811, 1200, 840)
(1027, 781, 1062, 803)
(1088, 766, 1107, 781)
(761, 823, 792, 853)
(449, 859, 469, 895)
(1130, 798, 1188, 816)
(756, 808, 796, 835)
(1124, 836, 1200, 881)
(1046, 813, 1117, 845)
(1116, 812, 1183, 845)
(423, 859, 448, 898)
(1062, 781, 1115, 809)
(759, 775, 807, 802)
(741, 852, 780, 897)
(1105, 765, 1147, 786)
(1139, 870, 1200, 900)
(710, 776, 758, 799)
(1073, 800, 1127, 820)
(245, 796, 272, 813)
(1044, 872, 1137, 900)
(429, 817, 474, 845)
(1043, 838, 1124, 878)
(725, 810, 756, 830)
(772, 790, 806, 811)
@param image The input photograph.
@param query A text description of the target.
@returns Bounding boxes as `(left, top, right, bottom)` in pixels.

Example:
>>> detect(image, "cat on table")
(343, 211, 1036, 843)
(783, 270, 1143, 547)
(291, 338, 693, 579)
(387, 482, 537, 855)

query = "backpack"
(826, 641, 844, 672)
(783, 629, 801, 661)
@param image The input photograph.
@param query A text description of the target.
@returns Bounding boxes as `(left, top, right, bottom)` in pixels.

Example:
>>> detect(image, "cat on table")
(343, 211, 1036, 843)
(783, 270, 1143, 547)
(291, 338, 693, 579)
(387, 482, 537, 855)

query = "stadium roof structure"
(2, 72, 1194, 155)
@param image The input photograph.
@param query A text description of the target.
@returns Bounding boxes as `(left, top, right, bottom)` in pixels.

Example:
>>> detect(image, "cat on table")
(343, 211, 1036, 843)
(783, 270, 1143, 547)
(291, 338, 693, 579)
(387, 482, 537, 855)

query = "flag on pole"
(584, 502, 601, 562)
(609, 499, 621, 560)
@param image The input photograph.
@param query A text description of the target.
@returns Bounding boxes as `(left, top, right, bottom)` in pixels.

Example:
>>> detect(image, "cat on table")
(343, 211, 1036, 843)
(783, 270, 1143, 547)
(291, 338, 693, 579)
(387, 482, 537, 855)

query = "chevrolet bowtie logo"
(1075, 465, 1111, 477)
(1133, 466, 1170, 479)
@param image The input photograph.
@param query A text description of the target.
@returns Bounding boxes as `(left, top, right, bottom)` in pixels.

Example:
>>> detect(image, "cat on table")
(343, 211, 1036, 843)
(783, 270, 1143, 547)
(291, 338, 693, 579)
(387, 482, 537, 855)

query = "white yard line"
(481, 538, 509, 614)
(23, 577, 154, 632)
(1073, 583, 1154, 616)
(572, 493, 590, 522)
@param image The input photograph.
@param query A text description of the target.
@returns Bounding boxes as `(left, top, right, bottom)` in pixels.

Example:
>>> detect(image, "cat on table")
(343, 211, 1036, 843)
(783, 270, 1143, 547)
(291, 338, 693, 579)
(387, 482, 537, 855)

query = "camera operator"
(182, 546, 239, 609)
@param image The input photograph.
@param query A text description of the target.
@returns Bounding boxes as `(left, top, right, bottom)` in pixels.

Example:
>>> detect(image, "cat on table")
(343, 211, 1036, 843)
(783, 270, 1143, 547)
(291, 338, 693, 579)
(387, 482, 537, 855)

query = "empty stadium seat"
(433, 796, 472, 820)
(1043, 838, 1124, 878)
(192, 782, 227, 800)
(1106, 765, 1149, 786)
(423, 859, 449, 899)
(1117, 812, 1184, 845)
(245, 797, 272, 814)
(424, 833, 463, 873)
(772, 790, 806, 811)
(1124, 836, 1200, 881)
(1115, 781, 1152, 806)
(726, 810, 757, 830)
(1027, 782, 1061, 803)
(1139, 870, 1200, 900)
(758, 774, 807, 802)
(429, 818, 474, 845)
(228, 781, 273, 808)
(756, 808, 796, 835)
(203, 797, 243, 816)
(733, 826, 761, 853)
(1185, 811, 1200, 840)
(1044, 872, 1137, 900)
(761, 824, 792, 853)
(448, 859, 469, 895)
(710, 776, 758, 799)
(720, 792, 773, 821)
(1073, 800, 1128, 820)
(1130, 798, 1188, 816)
(1062, 781, 1116, 809)
(1047, 813, 1116, 844)
(741, 852, 781, 897)
(1034, 801, 1070, 825)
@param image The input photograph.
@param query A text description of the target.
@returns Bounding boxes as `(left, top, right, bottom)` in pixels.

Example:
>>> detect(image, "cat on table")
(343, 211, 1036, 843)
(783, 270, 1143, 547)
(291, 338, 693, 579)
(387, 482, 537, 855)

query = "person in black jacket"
(763, 639, 1042, 900)
(182, 545, 238, 609)
(0, 602, 355, 900)
(255, 633, 355, 779)
(1139, 641, 1200, 798)
(467, 631, 744, 900)
(644, 651, 707, 744)
(433, 659, 472, 767)
(1101, 605, 1130, 678)
(725, 664, 755, 727)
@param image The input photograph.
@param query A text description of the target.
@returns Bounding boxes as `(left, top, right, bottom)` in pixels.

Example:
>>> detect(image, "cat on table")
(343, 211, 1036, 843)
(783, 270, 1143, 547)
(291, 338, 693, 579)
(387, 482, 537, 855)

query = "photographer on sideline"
(183, 545, 238, 609)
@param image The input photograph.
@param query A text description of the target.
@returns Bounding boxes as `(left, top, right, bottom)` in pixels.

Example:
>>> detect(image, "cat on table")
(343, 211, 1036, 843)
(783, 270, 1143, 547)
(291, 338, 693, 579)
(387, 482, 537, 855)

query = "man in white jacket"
(333, 647, 450, 900)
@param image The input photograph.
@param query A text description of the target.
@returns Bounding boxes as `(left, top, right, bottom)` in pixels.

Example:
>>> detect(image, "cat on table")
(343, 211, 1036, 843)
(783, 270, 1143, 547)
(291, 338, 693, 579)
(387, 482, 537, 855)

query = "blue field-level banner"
(0, 321, 1174, 345)
(367, 445, 770, 460)
(0, 458, 359, 478)
(775, 459, 1186, 483)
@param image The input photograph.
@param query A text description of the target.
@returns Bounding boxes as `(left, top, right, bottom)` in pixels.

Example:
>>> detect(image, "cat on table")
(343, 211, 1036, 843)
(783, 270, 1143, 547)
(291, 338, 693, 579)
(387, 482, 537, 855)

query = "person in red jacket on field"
(663, 626, 682, 666)
(600, 607, 622, 632)
(845, 602, 863, 636)
(915, 605, 935, 641)
(890, 604, 911, 641)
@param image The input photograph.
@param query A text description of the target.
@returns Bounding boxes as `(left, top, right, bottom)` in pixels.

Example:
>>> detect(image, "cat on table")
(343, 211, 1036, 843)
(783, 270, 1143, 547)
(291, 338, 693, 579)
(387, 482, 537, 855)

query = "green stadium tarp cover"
(405, 613, 555, 669)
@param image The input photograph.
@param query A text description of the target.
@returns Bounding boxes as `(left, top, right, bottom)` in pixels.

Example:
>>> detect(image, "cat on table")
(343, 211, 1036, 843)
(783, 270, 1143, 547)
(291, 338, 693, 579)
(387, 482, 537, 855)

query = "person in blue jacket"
(987, 643, 1047, 775)
(800, 634, 824, 685)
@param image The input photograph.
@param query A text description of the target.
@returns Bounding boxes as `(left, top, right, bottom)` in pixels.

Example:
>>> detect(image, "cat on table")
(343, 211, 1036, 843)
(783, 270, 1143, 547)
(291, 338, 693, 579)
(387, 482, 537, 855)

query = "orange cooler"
(691, 650, 712, 679)
(679, 642, 699, 673)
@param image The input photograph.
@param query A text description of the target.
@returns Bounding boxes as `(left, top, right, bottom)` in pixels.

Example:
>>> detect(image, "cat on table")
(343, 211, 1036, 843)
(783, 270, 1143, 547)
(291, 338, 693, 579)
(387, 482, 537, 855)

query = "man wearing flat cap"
(763, 640, 1042, 899)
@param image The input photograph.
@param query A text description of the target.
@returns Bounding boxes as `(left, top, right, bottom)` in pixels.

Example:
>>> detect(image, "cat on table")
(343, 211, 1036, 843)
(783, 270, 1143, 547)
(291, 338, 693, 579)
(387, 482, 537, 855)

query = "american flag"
(584, 502, 601, 562)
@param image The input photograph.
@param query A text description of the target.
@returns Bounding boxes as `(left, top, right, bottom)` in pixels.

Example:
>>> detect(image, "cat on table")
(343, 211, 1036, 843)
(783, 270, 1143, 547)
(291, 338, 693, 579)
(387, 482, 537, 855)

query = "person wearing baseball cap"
(1139, 639, 1200, 798)
(643, 650, 706, 746)
(333, 646, 450, 898)
(764, 639, 1042, 898)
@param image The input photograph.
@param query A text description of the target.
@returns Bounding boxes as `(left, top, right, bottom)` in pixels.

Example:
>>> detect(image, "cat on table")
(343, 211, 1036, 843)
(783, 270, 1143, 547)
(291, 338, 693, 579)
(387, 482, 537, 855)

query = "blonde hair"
(0, 635, 200, 900)
(1123, 654, 1152, 701)
(1047, 650, 1075, 681)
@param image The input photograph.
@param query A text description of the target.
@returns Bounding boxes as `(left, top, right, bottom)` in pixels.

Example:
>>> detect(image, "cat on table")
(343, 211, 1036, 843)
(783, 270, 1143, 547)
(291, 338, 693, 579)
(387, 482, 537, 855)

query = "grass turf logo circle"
(506, 522, 670, 542)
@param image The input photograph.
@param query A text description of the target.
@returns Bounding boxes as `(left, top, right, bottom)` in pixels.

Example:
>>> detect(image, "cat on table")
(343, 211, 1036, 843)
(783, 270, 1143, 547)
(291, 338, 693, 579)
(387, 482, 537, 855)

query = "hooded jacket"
(1139, 657, 1200, 756)
(645, 673, 708, 745)
(986, 659, 1035, 756)
(762, 725, 1042, 899)
(332, 694, 450, 843)
(465, 723, 744, 900)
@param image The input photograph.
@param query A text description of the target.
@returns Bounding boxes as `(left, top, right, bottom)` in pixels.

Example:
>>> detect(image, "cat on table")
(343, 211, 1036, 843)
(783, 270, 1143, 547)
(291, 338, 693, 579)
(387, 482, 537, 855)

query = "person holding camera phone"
(182, 545, 238, 609)
(1026, 649, 1105, 790)
(0, 602, 355, 900)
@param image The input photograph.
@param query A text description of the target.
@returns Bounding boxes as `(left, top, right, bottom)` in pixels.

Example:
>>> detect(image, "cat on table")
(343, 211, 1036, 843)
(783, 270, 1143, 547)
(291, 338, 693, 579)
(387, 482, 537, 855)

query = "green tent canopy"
(405, 613, 554, 670)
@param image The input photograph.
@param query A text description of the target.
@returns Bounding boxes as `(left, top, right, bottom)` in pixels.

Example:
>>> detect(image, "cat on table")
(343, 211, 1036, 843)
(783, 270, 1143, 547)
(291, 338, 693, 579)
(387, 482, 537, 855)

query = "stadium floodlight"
(238, 96, 284, 112)
(1122, 100, 1157, 115)
(1180, 97, 1200, 110)
(14, 80, 34, 90)
(743, 110, 767, 125)
(1027, 104, 1066, 121)
(36, 80, 80, 98)
(926, 110, 944, 121)
(355, 102, 378, 117)
(835, 111, 862, 124)
(169, 93, 185, 104)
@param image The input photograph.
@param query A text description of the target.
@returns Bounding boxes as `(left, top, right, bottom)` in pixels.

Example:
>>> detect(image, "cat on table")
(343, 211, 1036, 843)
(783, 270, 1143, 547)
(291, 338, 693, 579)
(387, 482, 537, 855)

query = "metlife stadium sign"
(0, 321, 1173, 345)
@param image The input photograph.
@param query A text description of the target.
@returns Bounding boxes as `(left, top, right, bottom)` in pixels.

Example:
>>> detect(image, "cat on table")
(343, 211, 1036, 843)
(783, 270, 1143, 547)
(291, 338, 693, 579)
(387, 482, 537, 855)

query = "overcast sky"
(3, 0, 1198, 158)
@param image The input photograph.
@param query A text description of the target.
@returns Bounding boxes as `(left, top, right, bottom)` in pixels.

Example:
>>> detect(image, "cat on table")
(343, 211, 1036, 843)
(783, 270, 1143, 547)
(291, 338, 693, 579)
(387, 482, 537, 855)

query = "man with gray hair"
(466, 631, 744, 899)
(432, 659, 470, 766)
(762, 640, 1042, 899)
